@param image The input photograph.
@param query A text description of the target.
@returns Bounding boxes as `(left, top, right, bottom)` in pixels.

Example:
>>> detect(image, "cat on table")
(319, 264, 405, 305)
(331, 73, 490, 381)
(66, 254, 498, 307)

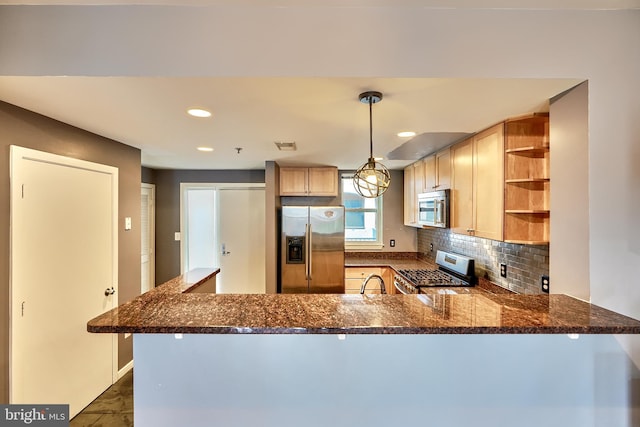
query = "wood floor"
(70, 370, 133, 427)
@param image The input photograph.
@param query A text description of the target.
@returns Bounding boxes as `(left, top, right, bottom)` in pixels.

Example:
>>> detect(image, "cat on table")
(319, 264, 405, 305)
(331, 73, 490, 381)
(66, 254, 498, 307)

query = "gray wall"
(141, 166, 157, 185)
(379, 170, 417, 253)
(153, 169, 265, 284)
(0, 100, 141, 403)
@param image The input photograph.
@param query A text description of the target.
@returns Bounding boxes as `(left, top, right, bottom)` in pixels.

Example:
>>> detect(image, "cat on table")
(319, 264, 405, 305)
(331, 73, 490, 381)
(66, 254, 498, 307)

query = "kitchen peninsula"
(88, 270, 640, 427)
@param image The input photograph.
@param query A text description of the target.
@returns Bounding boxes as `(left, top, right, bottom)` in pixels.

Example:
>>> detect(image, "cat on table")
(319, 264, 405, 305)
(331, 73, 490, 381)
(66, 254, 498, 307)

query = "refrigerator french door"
(281, 206, 345, 293)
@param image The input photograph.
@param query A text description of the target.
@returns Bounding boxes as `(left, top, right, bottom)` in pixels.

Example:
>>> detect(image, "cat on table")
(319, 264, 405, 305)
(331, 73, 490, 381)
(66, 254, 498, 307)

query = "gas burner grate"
(398, 269, 466, 287)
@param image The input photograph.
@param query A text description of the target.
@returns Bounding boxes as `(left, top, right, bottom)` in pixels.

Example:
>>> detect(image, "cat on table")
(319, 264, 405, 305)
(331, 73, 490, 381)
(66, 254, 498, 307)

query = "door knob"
(104, 287, 116, 296)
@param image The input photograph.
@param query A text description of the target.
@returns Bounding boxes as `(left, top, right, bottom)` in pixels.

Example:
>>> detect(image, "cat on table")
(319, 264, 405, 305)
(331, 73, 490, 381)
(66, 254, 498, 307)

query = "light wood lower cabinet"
(344, 267, 394, 294)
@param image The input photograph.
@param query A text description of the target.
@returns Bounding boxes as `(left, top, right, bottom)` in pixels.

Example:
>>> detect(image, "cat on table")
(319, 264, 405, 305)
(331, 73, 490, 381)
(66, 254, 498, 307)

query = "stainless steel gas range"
(394, 250, 476, 294)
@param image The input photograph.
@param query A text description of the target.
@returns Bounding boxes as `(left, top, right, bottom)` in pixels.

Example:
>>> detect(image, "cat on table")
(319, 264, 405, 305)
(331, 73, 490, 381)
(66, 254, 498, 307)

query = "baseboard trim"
(117, 360, 134, 380)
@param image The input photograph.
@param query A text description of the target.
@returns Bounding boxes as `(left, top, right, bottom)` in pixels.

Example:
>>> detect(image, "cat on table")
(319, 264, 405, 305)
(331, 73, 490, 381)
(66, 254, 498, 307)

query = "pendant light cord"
(368, 96, 373, 159)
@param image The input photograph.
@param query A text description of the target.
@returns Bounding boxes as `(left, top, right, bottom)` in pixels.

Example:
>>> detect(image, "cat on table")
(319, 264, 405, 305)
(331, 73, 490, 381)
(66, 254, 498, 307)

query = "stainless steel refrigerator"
(280, 206, 345, 293)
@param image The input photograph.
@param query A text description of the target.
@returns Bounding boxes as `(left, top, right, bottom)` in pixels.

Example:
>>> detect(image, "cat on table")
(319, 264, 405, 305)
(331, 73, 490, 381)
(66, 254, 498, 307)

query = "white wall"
(550, 82, 590, 301)
(1, 3, 639, 357)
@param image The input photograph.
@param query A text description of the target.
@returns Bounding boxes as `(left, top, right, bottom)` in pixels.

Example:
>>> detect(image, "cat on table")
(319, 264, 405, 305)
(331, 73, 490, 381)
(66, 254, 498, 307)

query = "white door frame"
(141, 183, 156, 293)
(179, 182, 265, 274)
(9, 146, 119, 396)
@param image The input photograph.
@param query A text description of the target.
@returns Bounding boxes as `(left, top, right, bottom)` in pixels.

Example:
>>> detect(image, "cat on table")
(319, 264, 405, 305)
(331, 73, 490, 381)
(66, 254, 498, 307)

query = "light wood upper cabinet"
(451, 137, 474, 235)
(424, 147, 451, 191)
(307, 167, 338, 196)
(503, 114, 550, 244)
(436, 148, 451, 190)
(279, 168, 308, 195)
(413, 160, 425, 197)
(279, 167, 338, 196)
(423, 154, 437, 191)
(450, 123, 504, 241)
(473, 124, 504, 241)
(404, 147, 451, 228)
(403, 164, 418, 227)
(403, 161, 425, 228)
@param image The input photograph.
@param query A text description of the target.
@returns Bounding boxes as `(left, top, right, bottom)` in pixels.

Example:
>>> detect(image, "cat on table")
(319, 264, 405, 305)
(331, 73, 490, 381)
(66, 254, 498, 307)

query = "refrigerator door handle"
(304, 223, 309, 280)
(307, 223, 312, 280)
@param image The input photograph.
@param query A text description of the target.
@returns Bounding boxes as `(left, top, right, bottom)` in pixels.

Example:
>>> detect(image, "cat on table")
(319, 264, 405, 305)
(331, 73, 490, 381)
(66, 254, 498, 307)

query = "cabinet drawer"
(345, 267, 383, 279)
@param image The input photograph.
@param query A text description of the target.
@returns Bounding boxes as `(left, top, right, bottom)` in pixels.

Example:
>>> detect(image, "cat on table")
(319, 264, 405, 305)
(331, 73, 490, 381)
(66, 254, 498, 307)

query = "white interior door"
(217, 188, 266, 294)
(181, 183, 265, 293)
(182, 186, 217, 273)
(141, 184, 155, 293)
(10, 146, 118, 418)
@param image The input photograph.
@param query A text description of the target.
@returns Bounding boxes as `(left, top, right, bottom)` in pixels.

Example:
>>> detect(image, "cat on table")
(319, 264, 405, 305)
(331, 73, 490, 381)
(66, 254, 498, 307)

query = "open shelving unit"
(503, 114, 550, 245)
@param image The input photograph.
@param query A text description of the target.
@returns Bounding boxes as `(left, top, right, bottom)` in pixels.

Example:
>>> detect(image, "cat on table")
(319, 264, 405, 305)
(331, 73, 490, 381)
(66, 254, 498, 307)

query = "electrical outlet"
(430, 243, 434, 252)
(541, 275, 550, 293)
(500, 263, 507, 278)
(389, 239, 395, 247)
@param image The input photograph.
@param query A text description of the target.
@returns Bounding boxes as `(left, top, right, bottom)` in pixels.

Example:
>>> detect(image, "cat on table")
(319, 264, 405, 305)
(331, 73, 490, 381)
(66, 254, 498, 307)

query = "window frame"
(341, 173, 384, 250)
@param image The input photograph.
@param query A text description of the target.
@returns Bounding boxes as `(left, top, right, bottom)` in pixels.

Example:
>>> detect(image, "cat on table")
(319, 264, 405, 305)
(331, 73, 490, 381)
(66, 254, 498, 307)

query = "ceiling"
(1, 1, 611, 170)
(0, 77, 582, 170)
(1, 0, 639, 7)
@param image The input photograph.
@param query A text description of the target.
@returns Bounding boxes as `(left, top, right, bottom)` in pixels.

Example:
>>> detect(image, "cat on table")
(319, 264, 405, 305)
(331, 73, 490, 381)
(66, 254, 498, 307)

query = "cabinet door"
(473, 123, 504, 241)
(423, 155, 437, 192)
(450, 138, 474, 235)
(382, 267, 394, 294)
(279, 168, 308, 195)
(403, 165, 417, 227)
(345, 268, 384, 294)
(413, 161, 425, 196)
(436, 148, 451, 190)
(308, 167, 338, 196)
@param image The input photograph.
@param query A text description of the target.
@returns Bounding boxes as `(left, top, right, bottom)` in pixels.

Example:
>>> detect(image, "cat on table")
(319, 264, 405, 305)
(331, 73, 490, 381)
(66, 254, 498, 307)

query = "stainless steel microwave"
(418, 190, 449, 228)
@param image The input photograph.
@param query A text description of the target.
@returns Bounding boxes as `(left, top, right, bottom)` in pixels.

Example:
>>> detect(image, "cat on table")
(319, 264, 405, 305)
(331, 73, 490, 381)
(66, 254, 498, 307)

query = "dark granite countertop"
(88, 262, 640, 335)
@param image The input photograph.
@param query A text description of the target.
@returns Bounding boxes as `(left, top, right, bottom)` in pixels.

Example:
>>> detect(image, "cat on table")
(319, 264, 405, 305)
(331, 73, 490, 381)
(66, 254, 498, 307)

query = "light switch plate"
(174, 232, 181, 241)
(124, 217, 132, 230)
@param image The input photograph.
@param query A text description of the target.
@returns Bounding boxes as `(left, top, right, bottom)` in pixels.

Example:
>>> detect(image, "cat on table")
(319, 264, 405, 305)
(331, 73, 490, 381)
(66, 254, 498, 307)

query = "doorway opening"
(180, 183, 266, 293)
(141, 183, 156, 293)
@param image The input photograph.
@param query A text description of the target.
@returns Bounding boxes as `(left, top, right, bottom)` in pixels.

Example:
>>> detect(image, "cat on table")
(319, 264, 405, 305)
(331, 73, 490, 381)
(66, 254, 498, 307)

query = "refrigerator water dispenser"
(286, 236, 305, 264)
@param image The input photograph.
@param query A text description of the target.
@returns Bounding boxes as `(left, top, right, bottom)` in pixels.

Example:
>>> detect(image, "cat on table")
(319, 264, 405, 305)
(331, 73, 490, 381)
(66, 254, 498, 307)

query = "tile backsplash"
(417, 228, 549, 294)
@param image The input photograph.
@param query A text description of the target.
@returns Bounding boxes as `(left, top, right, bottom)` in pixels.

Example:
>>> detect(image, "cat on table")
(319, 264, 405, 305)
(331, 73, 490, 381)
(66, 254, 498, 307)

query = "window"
(341, 174, 383, 249)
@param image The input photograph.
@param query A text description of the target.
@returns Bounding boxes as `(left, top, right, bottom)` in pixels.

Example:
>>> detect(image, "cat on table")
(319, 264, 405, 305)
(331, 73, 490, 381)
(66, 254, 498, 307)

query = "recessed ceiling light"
(187, 108, 212, 118)
(197, 147, 214, 152)
(374, 157, 384, 161)
(397, 131, 416, 138)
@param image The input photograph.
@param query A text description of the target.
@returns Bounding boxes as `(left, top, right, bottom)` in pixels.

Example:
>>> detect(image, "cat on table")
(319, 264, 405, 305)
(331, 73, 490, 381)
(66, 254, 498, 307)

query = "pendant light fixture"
(353, 91, 391, 198)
